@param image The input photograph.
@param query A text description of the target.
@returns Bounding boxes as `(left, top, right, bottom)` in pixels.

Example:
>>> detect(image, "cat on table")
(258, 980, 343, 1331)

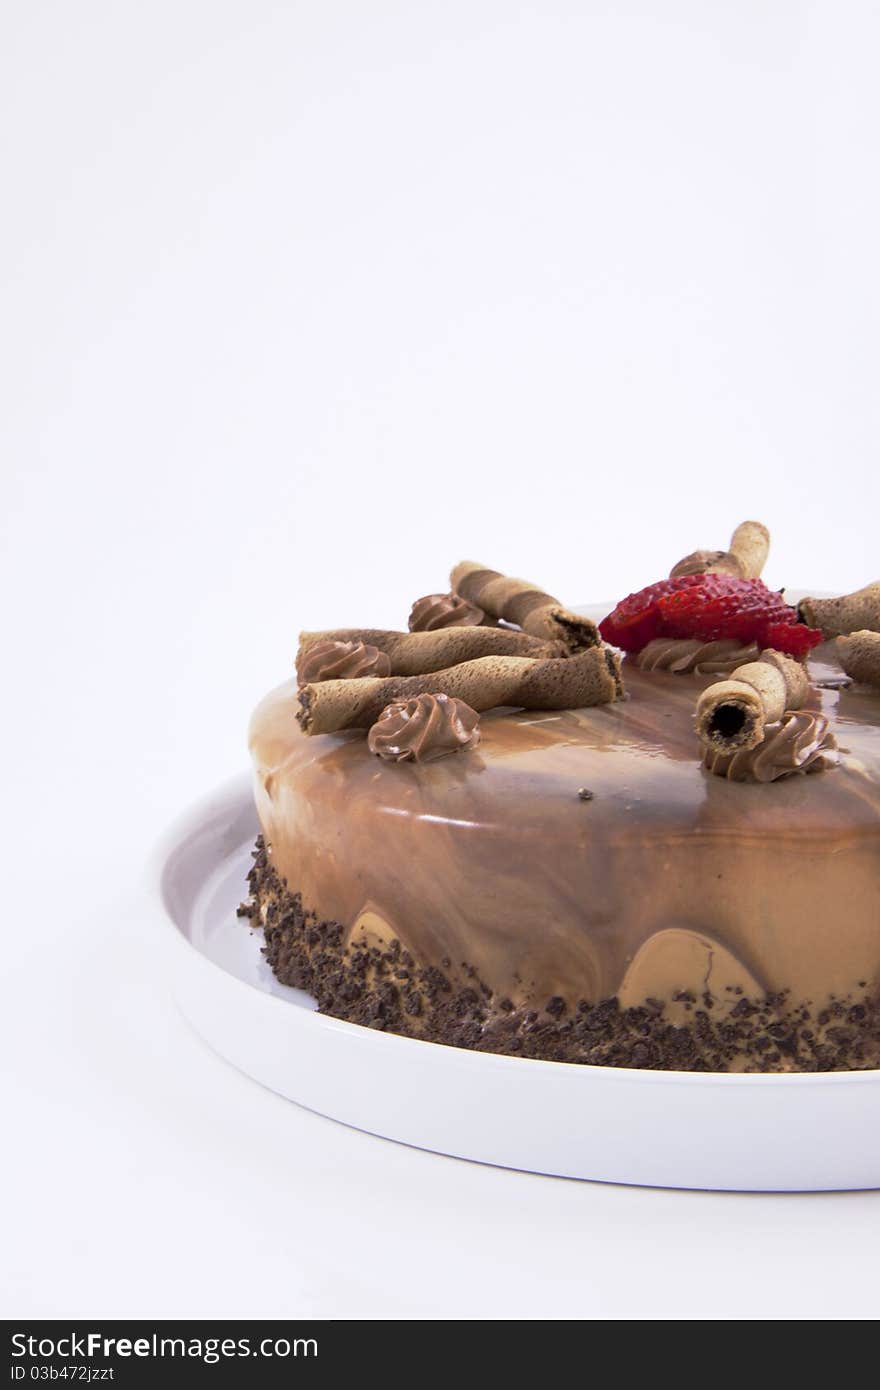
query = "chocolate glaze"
(249, 643, 880, 1020)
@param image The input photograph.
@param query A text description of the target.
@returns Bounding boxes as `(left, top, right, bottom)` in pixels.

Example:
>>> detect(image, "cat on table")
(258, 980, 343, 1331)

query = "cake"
(241, 529, 880, 1072)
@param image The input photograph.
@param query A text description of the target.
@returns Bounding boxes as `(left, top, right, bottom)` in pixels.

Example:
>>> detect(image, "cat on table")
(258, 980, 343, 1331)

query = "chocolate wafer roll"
(837, 630, 880, 687)
(799, 583, 880, 639)
(670, 520, 770, 581)
(297, 626, 564, 679)
(728, 521, 771, 580)
(449, 561, 599, 650)
(297, 646, 623, 735)
(695, 651, 809, 754)
(636, 637, 760, 675)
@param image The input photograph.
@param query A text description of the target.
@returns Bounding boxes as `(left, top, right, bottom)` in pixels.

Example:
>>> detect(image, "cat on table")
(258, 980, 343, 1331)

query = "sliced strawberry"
(762, 621, 823, 658)
(598, 577, 688, 652)
(598, 605, 663, 652)
(600, 573, 821, 656)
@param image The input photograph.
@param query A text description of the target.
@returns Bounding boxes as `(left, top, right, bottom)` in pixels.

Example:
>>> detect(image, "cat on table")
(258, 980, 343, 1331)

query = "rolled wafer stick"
(728, 521, 771, 579)
(695, 650, 810, 754)
(297, 646, 624, 735)
(670, 520, 770, 581)
(669, 548, 740, 579)
(798, 582, 880, 639)
(449, 561, 599, 650)
(837, 631, 880, 687)
(297, 626, 564, 679)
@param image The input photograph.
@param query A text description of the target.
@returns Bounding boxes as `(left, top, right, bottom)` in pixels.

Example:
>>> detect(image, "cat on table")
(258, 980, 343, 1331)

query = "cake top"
(252, 644, 880, 844)
(283, 520, 880, 790)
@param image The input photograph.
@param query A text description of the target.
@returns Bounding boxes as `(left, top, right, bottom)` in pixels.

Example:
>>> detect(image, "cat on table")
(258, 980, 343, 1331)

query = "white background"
(3, 1, 879, 1319)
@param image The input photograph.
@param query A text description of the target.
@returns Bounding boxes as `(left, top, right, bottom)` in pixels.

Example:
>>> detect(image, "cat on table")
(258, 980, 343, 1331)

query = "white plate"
(155, 773, 880, 1192)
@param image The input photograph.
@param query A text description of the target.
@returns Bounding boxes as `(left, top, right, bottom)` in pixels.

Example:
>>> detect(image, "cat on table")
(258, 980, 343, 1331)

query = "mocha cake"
(241, 528, 880, 1072)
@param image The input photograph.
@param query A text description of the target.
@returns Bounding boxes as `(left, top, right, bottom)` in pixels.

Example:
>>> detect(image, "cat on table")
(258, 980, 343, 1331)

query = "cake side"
(244, 648, 880, 1072)
(239, 837, 880, 1072)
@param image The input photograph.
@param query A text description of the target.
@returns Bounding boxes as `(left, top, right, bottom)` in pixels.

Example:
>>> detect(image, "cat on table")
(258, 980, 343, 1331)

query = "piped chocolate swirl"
(637, 637, 760, 676)
(296, 639, 391, 684)
(409, 592, 486, 632)
(368, 693, 481, 762)
(703, 711, 838, 783)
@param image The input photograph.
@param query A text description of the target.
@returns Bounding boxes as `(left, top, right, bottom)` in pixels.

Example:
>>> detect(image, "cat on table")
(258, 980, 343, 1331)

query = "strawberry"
(597, 577, 685, 651)
(599, 574, 823, 656)
(762, 621, 823, 659)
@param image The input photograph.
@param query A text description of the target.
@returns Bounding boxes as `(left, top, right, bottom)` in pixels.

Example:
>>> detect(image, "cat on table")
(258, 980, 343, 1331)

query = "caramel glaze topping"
(250, 643, 880, 1028)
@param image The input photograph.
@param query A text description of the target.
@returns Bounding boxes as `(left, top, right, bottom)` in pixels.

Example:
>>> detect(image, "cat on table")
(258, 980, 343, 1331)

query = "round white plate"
(155, 773, 880, 1192)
